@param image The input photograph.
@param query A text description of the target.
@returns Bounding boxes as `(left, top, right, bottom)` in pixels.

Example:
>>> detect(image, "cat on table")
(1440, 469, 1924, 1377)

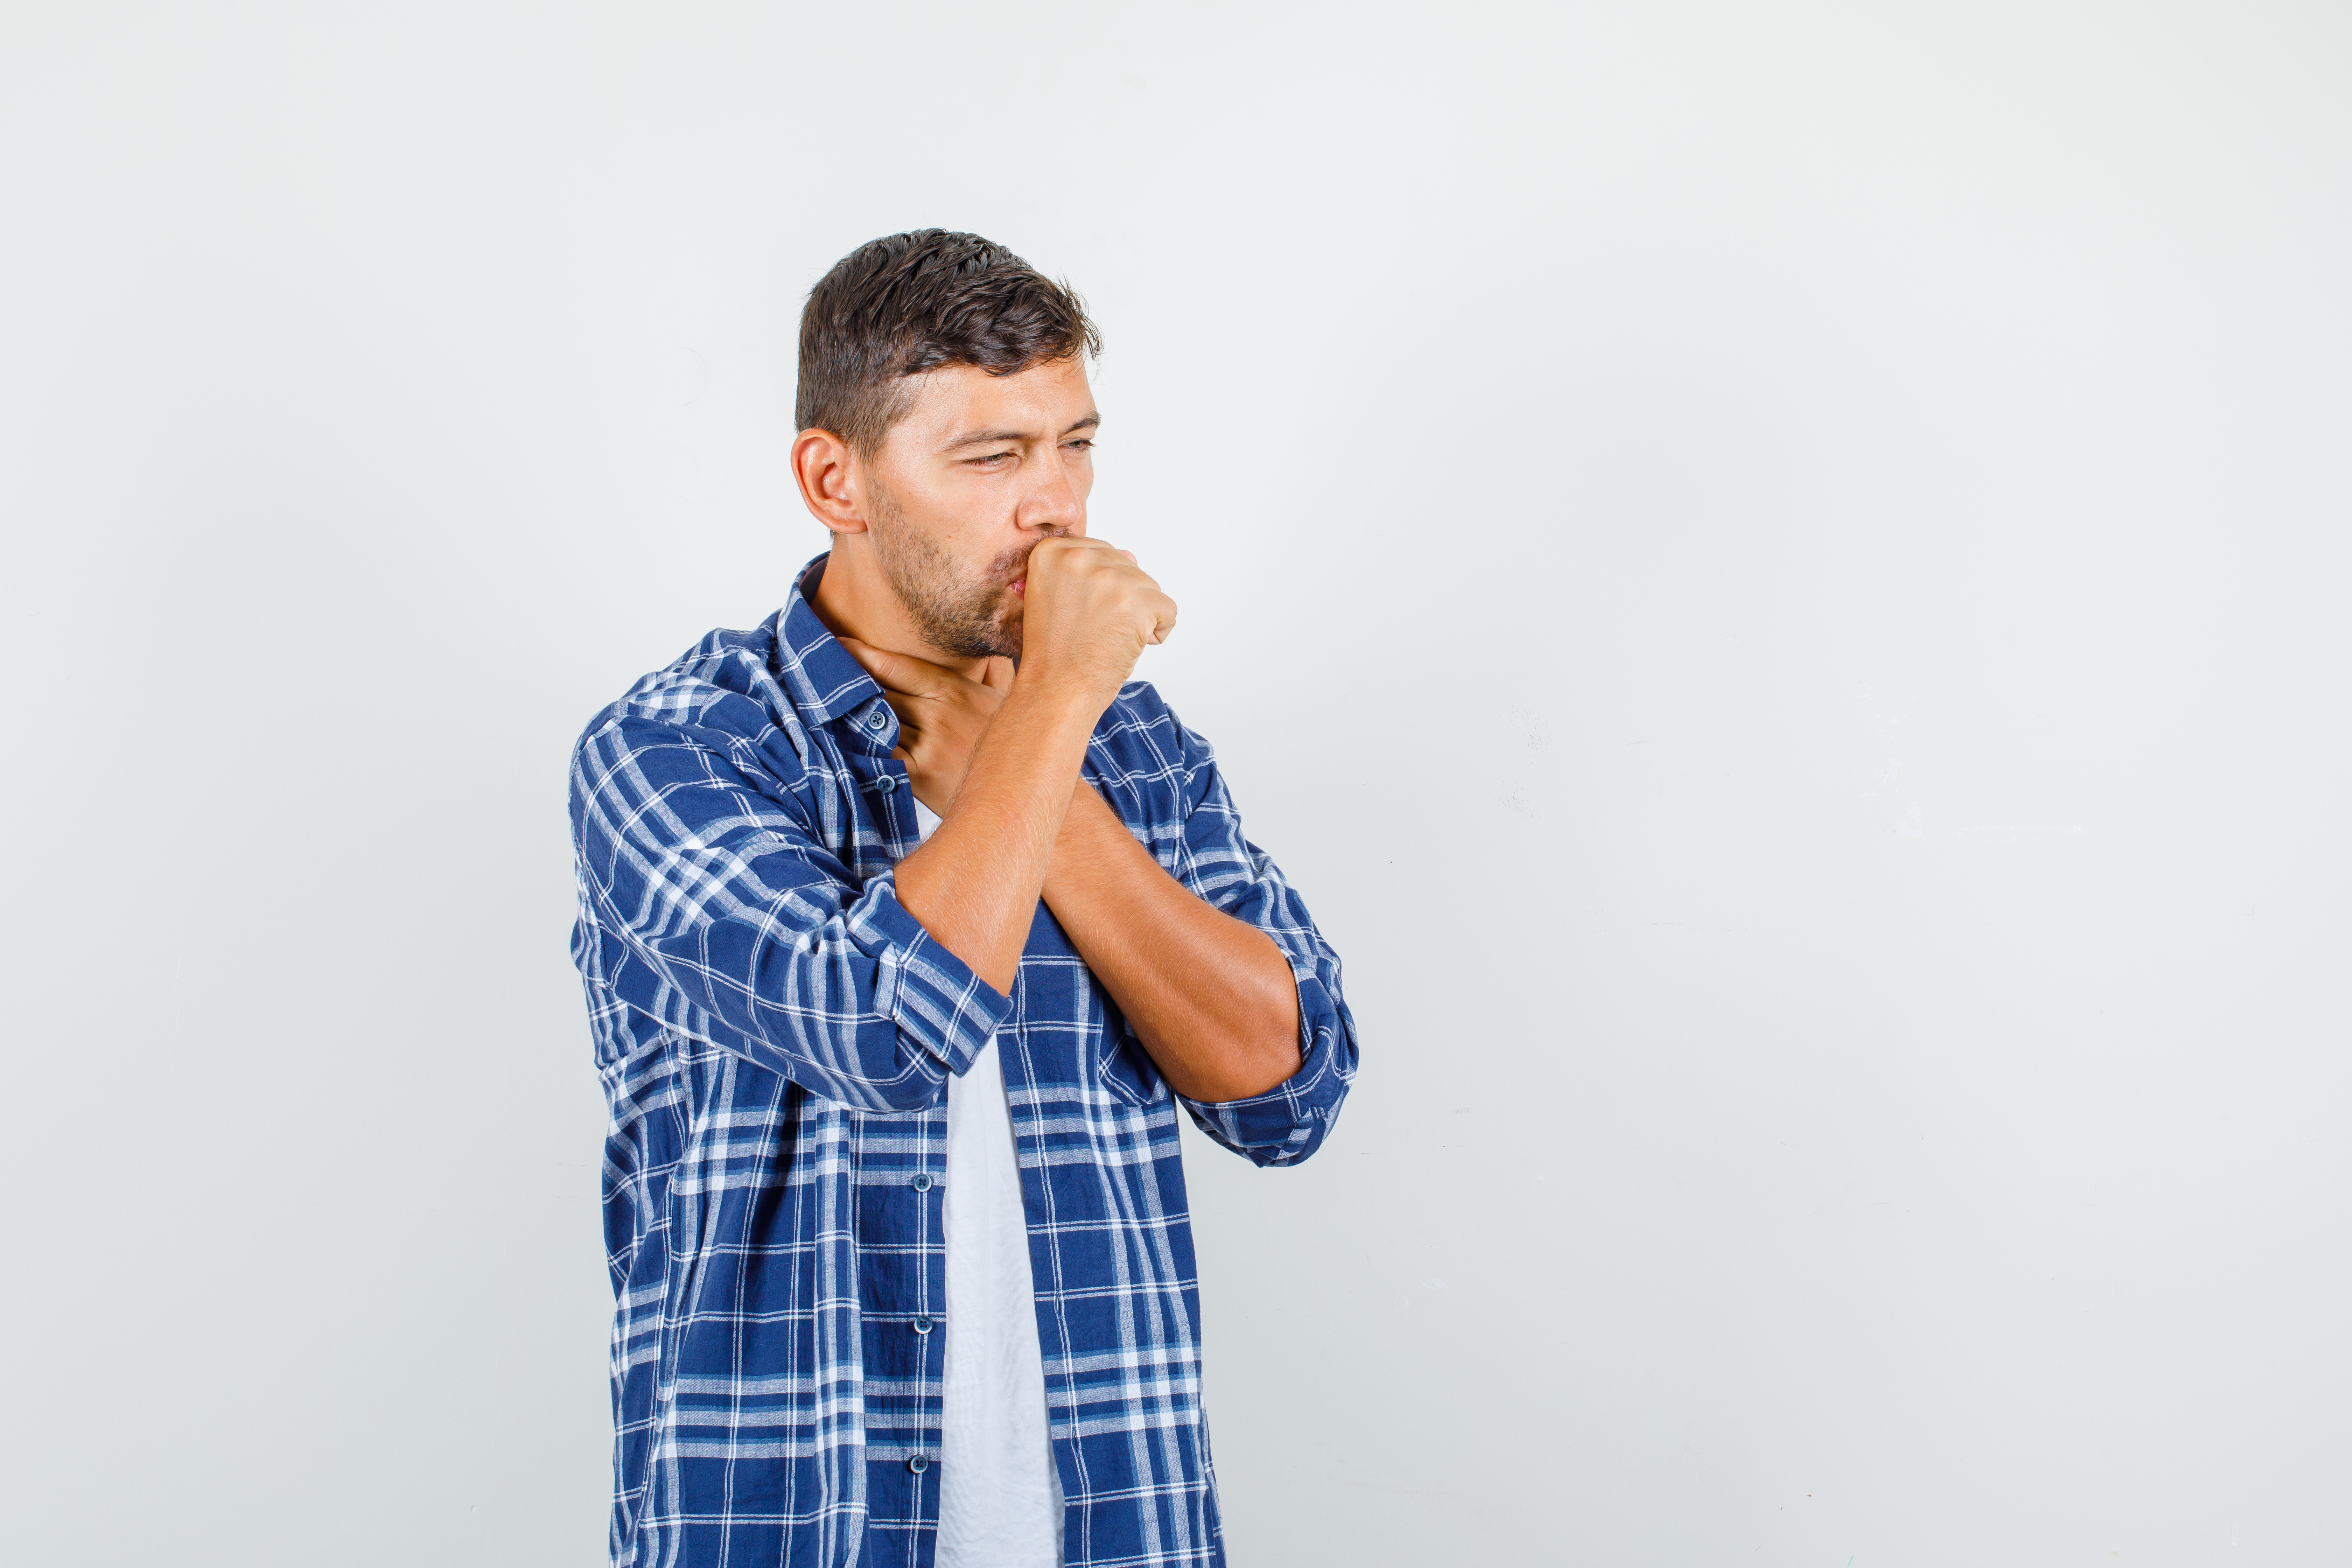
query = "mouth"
(1010, 577, 1026, 598)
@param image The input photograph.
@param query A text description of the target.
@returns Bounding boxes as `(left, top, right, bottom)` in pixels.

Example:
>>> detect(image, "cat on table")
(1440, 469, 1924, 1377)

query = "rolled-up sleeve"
(570, 712, 1008, 1111)
(1160, 716, 1359, 1167)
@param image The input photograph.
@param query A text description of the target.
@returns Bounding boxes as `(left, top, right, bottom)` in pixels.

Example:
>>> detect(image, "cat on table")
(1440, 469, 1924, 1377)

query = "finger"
(981, 656, 1016, 694)
(839, 635, 955, 696)
(1034, 535, 1123, 567)
(1147, 593, 1178, 646)
(1117, 549, 1137, 564)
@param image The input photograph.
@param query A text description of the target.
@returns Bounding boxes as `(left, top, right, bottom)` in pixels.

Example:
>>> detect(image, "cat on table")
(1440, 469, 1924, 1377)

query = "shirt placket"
(838, 698, 950, 1553)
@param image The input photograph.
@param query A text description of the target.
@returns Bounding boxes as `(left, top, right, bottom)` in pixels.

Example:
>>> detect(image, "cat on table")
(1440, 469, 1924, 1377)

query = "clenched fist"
(1016, 537, 1177, 709)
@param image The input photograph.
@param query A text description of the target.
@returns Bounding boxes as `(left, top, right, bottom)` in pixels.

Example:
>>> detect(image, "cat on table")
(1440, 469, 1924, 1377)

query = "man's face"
(858, 355, 1098, 660)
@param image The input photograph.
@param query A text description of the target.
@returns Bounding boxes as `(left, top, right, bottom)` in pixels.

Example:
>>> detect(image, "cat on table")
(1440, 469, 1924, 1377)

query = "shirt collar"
(769, 549, 888, 727)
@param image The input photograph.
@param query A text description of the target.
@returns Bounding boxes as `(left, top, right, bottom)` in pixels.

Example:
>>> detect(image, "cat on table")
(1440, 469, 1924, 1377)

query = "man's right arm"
(888, 679, 1097, 994)
(888, 536, 1178, 995)
(568, 709, 1011, 1112)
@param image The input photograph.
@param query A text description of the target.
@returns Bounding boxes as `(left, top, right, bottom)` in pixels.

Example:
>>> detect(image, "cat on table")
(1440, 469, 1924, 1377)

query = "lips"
(1010, 577, 1026, 598)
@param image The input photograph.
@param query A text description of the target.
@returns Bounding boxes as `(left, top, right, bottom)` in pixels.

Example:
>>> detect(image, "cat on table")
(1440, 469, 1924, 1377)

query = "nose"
(1017, 445, 1086, 538)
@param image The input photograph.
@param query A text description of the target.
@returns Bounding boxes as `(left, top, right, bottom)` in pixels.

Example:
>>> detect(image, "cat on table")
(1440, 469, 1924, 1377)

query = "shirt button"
(907, 1455, 931, 1474)
(866, 709, 889, 730)
(910, 1172, 933, 1192)
(876, 774, 898, 794)
(912, 1316, 934, 1334)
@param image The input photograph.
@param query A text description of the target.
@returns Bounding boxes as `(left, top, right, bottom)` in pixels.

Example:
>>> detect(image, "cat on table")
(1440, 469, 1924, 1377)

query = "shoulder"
(1088, 680, 1223, 819)
(571, 620, 810, 781)
(1096, 678, 1205, 759)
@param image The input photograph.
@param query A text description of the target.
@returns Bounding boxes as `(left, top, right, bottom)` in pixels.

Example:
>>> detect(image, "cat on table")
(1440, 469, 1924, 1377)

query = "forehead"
(889, 357, 1095, 446)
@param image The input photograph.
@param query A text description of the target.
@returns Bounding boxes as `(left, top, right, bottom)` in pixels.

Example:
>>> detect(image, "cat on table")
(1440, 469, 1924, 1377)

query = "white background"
(4, 3, 2347, 1563)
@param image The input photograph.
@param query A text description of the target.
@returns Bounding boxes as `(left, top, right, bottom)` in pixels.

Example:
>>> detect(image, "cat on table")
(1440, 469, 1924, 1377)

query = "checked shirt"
(567, 552, 1359, 1567)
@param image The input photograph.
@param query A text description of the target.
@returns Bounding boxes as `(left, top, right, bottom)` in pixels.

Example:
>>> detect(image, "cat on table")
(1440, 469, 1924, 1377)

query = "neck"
(805, 535, 996, 682)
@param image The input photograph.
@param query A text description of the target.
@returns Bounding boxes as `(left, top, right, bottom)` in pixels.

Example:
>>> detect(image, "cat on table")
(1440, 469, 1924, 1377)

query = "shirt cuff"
(852, 877, 1013, 1078)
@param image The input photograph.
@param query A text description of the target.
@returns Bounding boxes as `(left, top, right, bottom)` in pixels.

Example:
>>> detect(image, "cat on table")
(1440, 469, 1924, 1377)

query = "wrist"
(1001, 666, 1112, 743)
(948, 674, 1098, 816)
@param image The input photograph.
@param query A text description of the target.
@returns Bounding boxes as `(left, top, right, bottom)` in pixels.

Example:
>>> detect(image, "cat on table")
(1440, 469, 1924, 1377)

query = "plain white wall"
(4, 2, 2347, 1563)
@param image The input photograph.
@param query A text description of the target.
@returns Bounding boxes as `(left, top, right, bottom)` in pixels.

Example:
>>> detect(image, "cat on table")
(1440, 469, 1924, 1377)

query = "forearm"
(1041, 783, 1302, 1102)
(894, 679, 1097, 994)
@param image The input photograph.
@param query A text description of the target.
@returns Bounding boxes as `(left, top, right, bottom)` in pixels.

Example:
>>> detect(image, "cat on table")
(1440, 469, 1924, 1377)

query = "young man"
(568, 230, 1358, 1568)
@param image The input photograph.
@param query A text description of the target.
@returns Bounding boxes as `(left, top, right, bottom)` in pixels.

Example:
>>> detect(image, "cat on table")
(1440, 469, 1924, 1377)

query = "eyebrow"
(943, 413, 1100, 449)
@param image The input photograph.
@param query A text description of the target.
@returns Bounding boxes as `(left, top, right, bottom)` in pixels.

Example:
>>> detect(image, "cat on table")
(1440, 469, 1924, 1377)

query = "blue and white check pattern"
(568, 552, 1358, 1567)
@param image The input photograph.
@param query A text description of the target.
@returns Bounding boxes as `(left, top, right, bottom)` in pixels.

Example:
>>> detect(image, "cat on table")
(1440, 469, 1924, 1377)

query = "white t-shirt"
(912, 797, 1065, 1567)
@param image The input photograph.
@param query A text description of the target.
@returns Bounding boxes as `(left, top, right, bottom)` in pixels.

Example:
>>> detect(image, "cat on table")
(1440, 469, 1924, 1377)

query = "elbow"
(1230, 1029, 1305, 1101)
(763, 1016, 954, 1113)
(869, 1084, 946, 1115)
(1246, 973, 1308, 1096)
(1187, 995, 1304, 1103)
(864, 1060, 953, 1114)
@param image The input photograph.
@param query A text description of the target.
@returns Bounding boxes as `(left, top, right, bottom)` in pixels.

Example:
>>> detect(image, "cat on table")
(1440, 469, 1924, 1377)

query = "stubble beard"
(866, 481, 1048, 663)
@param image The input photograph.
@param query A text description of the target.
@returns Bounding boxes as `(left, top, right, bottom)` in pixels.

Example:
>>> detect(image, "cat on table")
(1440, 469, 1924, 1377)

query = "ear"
(791, 428, 866, 536)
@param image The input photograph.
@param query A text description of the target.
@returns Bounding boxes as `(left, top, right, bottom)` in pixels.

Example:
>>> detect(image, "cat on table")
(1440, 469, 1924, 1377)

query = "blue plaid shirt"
(568, 552, 1358, 1567)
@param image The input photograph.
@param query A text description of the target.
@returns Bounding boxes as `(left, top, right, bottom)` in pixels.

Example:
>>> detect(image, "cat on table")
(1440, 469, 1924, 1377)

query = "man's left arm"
(1043, 783, 1300, 1101)
(842, 641, 1358, 1166)
(1043, 714, 1359, 1167)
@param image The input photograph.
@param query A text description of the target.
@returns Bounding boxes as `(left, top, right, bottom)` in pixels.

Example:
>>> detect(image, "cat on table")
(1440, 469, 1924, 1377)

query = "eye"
(1063, 438, 1094, 453)
(968, 450, 1014, 468)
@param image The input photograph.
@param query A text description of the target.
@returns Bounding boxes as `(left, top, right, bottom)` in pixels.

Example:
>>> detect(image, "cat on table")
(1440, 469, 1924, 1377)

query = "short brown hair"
(796, 230, 1100, 455)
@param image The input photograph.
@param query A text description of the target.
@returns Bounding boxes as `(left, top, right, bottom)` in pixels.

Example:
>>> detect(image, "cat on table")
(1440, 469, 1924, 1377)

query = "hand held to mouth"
(1012, 536, 1179, 716)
